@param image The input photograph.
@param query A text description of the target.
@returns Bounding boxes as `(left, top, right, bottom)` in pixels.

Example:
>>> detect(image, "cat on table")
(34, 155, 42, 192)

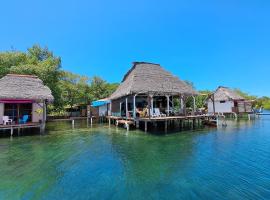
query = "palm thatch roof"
(0, 74, 54, 101)
(213, 86, 245, 101)
(110, 62, 197, 100)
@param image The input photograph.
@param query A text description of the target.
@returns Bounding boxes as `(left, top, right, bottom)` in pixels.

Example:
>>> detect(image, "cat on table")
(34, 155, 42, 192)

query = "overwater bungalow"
(0, 74, 54, 134)
(208, 86, 253, 115)
(107, 62, 211, 131)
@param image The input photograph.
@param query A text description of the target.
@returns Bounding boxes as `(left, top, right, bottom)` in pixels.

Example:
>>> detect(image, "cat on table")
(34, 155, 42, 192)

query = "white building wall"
(208, 100, 234, 113)
(32, 103, 44, 123)
(99, 105, 108, 116)
(0, 103, 4, 125)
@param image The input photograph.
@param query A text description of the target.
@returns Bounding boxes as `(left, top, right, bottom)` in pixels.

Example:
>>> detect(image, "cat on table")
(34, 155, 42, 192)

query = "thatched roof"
(0, 74, 54, 101)
(110, 62, 197, 100)
(213, 86, 245, 101)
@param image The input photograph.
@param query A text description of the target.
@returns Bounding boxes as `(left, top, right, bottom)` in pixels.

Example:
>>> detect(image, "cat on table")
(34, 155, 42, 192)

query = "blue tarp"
(91, 99, 111, 107)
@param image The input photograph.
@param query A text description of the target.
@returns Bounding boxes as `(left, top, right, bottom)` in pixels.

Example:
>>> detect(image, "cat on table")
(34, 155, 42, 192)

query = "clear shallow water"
(0, 114, 270, 200)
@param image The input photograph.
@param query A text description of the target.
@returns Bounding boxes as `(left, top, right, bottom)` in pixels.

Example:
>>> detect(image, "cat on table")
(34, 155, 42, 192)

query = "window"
(4, 103, 32, 123)
(4, 104, 18, 121)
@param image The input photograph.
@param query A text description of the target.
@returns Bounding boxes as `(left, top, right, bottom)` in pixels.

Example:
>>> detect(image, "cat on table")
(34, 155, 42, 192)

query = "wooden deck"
(107, 114, 216, 132)
(0, 123, 43, 136)
(138, 114, 212, 122)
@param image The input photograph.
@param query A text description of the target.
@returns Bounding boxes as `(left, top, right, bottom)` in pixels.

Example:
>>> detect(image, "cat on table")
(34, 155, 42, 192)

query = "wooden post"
(136, 120, 139, 128)
(125, 97, 128, 119)
(133, 95, 137, 119)
(172, 96, 174, 113)
(72, 119, 75, 129)
(145, 121, 147, 132)
(147, 95, 151, 119)
(165, 120, 168, 133)
(109, 102, 112, 116)
(119, 102, 122, 117)
(151, 95, 154, 115)
(166, 95, 170, 116)
(41, 100, 46, 133)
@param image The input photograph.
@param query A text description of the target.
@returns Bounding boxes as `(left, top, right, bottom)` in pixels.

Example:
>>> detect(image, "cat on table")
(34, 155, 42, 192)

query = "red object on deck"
(0, 99, 34, 103)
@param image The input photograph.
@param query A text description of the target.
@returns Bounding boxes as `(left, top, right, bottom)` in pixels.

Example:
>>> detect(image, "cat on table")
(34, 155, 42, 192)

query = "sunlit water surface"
(1, 113, 270, 200)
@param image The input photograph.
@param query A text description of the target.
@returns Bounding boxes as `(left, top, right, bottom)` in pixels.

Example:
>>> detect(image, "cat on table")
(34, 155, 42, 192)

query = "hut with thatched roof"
(0, 74, 54, 125)
(109, 62, 198, 119)
(208, 86, 252, 114)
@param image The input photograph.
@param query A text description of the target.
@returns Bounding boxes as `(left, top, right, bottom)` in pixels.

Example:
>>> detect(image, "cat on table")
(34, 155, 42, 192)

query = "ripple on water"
(0, 117, 270, 199)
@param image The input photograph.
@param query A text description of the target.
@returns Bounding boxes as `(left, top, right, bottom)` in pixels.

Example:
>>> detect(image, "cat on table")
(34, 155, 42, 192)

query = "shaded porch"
(110, 93, 197, 119)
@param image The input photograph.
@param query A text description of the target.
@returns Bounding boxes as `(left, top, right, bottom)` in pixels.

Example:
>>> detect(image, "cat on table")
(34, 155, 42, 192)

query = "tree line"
(0, 45, 269, 114)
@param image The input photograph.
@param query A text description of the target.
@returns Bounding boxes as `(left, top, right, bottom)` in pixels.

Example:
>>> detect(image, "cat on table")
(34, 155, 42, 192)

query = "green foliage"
(0, 45, 62, 107)
(0, 45, 118, 114)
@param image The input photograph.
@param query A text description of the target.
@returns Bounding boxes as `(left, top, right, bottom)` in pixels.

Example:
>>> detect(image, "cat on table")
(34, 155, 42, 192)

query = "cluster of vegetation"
(234, 89, 270, 110)
(0, 45, 118, 114)
(1, 45, 269, 115)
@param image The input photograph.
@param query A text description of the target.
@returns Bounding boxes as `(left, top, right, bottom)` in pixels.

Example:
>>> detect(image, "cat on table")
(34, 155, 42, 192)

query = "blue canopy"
(91, 99, 111, 107)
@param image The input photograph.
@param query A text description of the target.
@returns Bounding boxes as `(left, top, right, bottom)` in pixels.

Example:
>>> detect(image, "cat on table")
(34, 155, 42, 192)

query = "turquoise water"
(1, 114, 270, 200)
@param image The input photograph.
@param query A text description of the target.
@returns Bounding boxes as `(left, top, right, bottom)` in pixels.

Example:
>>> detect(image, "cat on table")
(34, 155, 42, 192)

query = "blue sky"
(1, 0, 269, 96)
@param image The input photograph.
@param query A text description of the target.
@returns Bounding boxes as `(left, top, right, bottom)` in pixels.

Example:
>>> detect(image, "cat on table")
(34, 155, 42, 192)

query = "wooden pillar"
(72, 119, 75, 129)
(145, 121, 148, 132)
(41, 100, 46, 133)
(166, 95, 170, 116)
(133, 95, 137, 118)
(151, 96, 154, 115)
(136, 120, 139, 128)
(147, 95, 151, 119)
(11, 127, 13, 136)
(119, 102, 122, 117)
(109, 102, 112, 116)
(165, 120, 168, 133)
(181, 96, 184, 110)
(125, 97, 128, 118)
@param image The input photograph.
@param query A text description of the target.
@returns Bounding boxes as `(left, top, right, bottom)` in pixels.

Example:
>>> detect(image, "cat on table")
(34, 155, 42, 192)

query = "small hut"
(0, 74, 54, 125)
(91, 98, 111, 117)
(109, 62, 197, 118)
(208, 86, 252, 114)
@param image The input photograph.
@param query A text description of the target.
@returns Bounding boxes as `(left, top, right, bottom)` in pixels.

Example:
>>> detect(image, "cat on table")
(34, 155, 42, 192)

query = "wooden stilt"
(145, 121, 147, 132)
(136, 120, 139, 129)
(72, 119, 75, 129)
(165, 120, 168, 133)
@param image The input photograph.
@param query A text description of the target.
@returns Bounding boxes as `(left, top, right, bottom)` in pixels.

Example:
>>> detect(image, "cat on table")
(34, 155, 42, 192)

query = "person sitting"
(136, 107, 148, 118)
